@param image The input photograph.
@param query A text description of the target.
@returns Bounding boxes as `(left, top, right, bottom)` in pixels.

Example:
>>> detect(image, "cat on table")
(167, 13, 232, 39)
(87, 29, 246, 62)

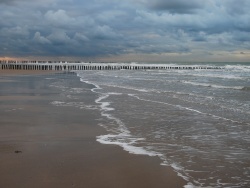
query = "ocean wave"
(94, 88, 164, 157)
(241, 86, 250, 91)
(102, 83, 156, 93)
(97, 133, 162, 157)
(51, 101, 99, 110)
(45, 77, 55, 80)
(185, 72, 245, 80)
(128, 94, 246, 125)
(224, 65, 250, 72)
(79, 78, 102, 92)
(69, 87, 86, 94)
(182, 81, 245, 90)
(51, 101, 65, 105)
(79, 74, 170, 170)
(75, 69, 250, 187)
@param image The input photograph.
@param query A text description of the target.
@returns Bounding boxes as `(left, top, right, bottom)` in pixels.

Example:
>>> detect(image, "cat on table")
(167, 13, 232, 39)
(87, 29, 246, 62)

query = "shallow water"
(57, 63, 249, 187)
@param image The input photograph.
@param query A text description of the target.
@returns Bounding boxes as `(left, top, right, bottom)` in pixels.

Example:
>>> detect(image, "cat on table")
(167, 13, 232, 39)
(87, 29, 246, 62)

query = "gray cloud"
(0, 0, 250, 60)
(74, 33, 89, 42)
(47, 30, 72, 45)
(223, 0, 249, 15)
(33, 32, 51, 44)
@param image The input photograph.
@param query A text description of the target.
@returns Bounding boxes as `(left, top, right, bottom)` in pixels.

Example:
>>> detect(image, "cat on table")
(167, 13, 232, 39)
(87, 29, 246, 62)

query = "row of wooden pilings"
(0, 63, 222, 71)
(1, 64, 53, 70)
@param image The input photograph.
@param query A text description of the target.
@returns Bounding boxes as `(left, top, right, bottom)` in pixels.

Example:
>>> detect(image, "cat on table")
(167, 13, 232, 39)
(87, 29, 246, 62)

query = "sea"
(53, 62, 250, 188)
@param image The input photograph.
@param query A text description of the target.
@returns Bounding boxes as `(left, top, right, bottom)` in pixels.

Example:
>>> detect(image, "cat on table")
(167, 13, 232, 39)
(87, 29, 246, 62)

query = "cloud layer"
(0, 0, 250, 61)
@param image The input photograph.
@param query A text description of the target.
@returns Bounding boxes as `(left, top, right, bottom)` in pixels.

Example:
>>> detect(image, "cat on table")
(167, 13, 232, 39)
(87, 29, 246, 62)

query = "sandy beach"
(0, 70, 187, 188)
(0, 69, 59, 76)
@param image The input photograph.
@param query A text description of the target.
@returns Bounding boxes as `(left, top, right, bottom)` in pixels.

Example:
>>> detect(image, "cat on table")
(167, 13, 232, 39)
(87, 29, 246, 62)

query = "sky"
(0, 0, 250, 62)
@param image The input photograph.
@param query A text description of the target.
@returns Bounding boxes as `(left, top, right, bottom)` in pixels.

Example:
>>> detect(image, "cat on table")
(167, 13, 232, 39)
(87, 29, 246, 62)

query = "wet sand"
(0, 70, 187, 188)
(0, 69, 59, 76)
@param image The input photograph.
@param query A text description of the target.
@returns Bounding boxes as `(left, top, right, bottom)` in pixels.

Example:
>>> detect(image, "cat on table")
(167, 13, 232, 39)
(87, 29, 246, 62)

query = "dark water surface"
(56, 63, 249, 187)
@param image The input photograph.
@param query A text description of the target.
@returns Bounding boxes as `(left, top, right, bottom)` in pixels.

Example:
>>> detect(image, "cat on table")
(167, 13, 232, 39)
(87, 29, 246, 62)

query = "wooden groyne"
(0, 61, 223, 71)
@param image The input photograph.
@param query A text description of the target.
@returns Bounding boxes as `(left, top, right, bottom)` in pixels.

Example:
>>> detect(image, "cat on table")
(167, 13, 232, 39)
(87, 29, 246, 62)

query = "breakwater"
(0, 61, 223, 71)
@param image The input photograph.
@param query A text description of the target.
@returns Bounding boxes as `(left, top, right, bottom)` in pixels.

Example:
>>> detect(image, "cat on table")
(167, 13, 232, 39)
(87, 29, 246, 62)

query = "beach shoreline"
(0, 69, 61, 76)
(0, 70, 187, 188)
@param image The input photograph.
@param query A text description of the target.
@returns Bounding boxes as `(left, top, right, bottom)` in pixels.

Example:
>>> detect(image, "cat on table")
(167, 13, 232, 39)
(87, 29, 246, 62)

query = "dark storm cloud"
(0, 0, 250, 60)
(147, 0, 203, 14)
(0, 0, 48, 5)
(0, 0, 18, 4)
